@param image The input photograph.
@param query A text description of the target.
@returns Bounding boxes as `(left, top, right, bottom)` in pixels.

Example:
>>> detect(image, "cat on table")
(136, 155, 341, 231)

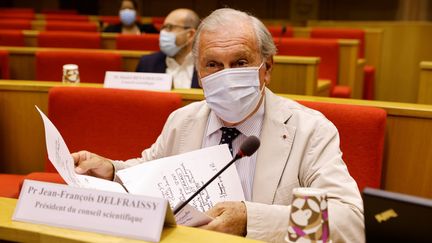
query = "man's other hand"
(200, 201, 247, 236)
(71, 150, 114, 180)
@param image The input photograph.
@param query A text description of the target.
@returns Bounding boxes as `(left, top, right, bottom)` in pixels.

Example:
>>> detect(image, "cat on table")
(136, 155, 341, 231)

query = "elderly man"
(135, 8, 200, 89)
(73, 8, 364, 243)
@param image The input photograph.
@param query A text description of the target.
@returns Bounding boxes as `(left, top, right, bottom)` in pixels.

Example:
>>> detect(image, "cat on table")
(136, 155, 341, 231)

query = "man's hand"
(71, 150, 114, 180)
(200, 201, 247, 236)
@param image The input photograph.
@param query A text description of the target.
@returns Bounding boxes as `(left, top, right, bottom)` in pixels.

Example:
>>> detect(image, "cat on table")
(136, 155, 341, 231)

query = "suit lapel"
(177, 102, 210, 154)
(252, 90, 296, 204)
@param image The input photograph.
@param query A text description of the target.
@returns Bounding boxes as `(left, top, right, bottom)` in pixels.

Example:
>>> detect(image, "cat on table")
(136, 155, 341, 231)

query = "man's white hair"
(192, 8, 277, 65)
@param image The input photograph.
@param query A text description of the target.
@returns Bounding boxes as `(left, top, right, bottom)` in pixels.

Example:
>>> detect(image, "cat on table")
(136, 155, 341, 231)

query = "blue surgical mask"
(159, 30, 184, 57)
(119, 9, 136, 26)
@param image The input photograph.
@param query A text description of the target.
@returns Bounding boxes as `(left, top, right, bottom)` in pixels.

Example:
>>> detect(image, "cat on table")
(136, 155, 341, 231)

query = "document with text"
(37, 106, 245, 227)
(117, 144, 245, 212)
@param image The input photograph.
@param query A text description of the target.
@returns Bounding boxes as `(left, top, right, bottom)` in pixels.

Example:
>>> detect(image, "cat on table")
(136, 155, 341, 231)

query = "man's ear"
(264, 56, 274, 85)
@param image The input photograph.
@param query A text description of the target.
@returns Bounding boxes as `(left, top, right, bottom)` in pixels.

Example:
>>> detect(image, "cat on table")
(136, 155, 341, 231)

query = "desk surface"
(0, 197, 262, 243)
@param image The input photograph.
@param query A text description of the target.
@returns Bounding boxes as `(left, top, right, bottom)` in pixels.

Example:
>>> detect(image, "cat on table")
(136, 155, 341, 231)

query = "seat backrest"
(116, 34, 160, 51)
(37, 31, 101, 49)
(0, 30, 25, 46)
(100, 15, 120, 25)
(275, 38, 340, 89)
(44, 14, 89, 22)
(0, 49, 10, 79)
(298, 100, 386, 191)
(311, 28, 365, 59)
(0, 20, 31, 30)
(36, 50, 122, 83)
(45, 21, 98, 32)
(46, 87, 182, 172)
(267, 25, 294, 38)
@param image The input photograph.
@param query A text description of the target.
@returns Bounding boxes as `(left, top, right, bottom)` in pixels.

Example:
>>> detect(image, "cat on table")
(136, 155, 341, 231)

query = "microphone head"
(239, 136, 260, 157)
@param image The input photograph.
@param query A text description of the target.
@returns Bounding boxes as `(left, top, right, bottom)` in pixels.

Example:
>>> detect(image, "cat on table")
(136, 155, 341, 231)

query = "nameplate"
(13, 180, 175, 242)
(104, 71, 172, 91)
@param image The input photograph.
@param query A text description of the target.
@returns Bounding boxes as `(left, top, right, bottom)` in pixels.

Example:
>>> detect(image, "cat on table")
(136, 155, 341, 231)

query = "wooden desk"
(0, 197, 260, 243)
(0, 46, 326, 96)
(1, 80, 431, 199)
(418, 61, 432, 104)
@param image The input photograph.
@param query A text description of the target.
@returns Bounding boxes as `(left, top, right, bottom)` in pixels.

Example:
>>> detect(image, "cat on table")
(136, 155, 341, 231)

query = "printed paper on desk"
(104, 71, 172, 91)
(35, 106, 126, 193)
(116, 144, 245, 214)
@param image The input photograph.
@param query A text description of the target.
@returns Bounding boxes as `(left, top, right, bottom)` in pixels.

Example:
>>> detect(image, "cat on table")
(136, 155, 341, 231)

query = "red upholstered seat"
(35, 50, 122, 83)
(37, 31, 101, 49)
(100, 15, 120, 25)
(299, 101, 386, 191)
(0, 30, 25, 46)
(267, 25, 294, 38)
(24, 87, 182, 186)
(116, 34, 160, 51)
(0, 174, 26, 198)
(41, 9, 78, 15)
(0, 49, 10, 79)
(0, 20, 31, 30)
(44, 14, 89, 22)
(45, 21, 98, 32)
(275, 38, 351, 98)
(311, 28, 375, 99)
(311, 28, 366, 58)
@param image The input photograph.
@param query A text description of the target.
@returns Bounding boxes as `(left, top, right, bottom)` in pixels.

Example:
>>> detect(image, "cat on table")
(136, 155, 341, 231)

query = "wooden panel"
(418, 61, 432, 104)
(308, 21, 432, 103)
(270, 56, 321, 95)
(338, 39, 360, 98)
(1, 81, 432, 199)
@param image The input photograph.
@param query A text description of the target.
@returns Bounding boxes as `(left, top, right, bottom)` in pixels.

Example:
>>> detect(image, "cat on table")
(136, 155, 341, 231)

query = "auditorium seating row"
(0, 41, 361, 99)
(0, 85, 386, 199)
(0, 27, 377, 99)
(0, 46, 327, 96)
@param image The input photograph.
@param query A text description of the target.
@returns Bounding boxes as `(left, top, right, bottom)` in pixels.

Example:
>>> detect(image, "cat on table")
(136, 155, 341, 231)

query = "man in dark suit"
(135, 9, 200, 89)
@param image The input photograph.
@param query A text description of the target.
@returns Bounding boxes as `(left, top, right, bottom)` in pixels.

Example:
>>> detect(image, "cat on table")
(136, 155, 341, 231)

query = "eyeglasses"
(160, 24, 191, 32)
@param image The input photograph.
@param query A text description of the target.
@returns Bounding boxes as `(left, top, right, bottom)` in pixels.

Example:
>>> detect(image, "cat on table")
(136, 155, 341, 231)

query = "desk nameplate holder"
(104, 71, 172, 91)
(13, 179, 176, 242)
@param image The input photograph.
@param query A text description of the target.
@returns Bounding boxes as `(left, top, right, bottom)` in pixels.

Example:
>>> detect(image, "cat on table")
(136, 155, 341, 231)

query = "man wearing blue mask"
(103, 0, 158, 34)
(135, 8, 200, 89)
(73, 8, 364, 243)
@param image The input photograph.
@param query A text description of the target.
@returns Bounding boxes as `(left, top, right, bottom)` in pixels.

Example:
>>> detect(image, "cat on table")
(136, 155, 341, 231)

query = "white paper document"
(36, 106, 245, 227)
(116, 144, 245, 213)
(36, 106, 127, 193)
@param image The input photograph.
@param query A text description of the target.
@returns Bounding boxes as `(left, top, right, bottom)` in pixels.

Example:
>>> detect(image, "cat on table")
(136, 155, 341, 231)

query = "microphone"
(173, 136, 260, 215)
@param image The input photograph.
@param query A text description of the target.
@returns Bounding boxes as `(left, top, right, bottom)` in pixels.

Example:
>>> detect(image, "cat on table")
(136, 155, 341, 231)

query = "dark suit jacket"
(135, 51, 200, 89)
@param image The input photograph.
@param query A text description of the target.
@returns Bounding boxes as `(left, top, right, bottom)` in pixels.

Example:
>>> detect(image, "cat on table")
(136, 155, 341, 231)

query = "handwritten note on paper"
(116, 144, 245, 213)
(36, 106, 126, 193)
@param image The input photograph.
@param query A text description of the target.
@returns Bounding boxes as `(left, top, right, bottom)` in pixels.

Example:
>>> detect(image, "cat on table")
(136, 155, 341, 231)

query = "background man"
(74, 8, 364, 243)
(135, 8, 200, 89)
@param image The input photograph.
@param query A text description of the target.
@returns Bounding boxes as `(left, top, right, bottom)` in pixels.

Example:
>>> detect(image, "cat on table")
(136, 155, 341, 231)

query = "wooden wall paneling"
(418, 61, 432, 104)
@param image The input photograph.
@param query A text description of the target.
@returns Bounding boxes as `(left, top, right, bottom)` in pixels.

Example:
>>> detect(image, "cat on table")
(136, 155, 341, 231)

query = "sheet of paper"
(116, 144, 245, 213)
(174, 203, 213, 227)
(36, 106, 126, 193)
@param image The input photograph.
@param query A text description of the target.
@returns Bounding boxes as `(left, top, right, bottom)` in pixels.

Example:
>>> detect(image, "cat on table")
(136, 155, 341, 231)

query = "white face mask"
(159, 30, 187, 57)
(201, 62, 265, 124)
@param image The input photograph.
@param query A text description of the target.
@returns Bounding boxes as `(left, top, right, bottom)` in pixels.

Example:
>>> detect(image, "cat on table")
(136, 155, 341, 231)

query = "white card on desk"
(14, 179, 175, 242)
(104, 71, 172, 91)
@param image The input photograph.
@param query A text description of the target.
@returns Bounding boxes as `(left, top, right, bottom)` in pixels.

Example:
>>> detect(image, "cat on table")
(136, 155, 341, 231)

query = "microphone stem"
(173, 153, 241, 215)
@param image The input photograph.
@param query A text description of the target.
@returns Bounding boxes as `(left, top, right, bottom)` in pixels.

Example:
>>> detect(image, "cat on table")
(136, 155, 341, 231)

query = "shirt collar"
(165, 52, 193, 69)
(206, 97, 265, 137)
